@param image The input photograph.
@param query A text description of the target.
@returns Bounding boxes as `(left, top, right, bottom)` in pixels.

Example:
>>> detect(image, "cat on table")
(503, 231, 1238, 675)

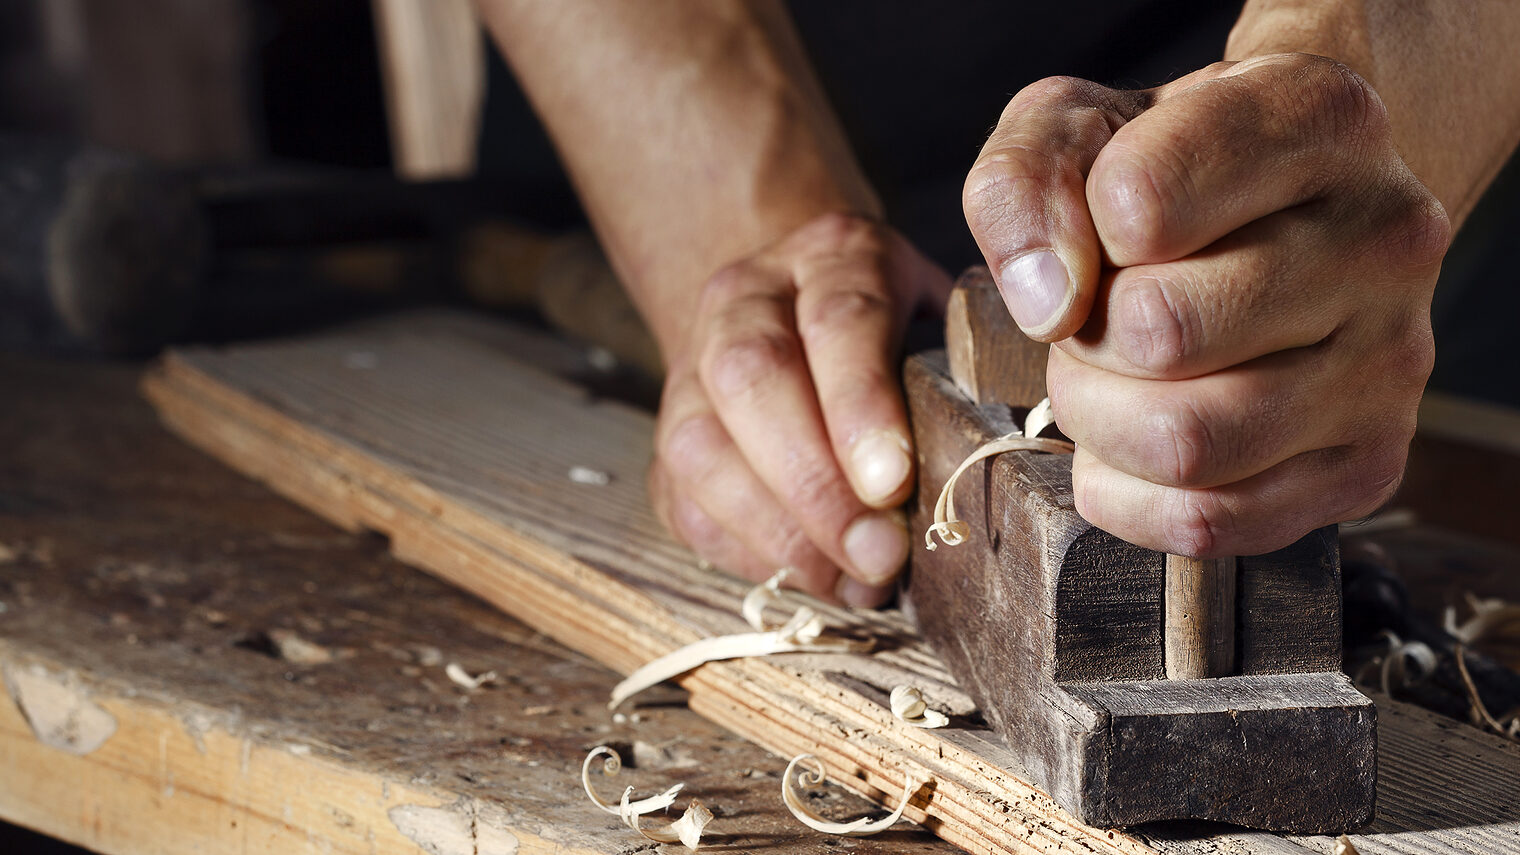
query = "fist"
(963, 54, 1450, 556)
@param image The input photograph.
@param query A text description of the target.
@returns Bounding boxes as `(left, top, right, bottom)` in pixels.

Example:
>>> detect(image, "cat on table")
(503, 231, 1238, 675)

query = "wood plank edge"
(0, 644, 612, 855)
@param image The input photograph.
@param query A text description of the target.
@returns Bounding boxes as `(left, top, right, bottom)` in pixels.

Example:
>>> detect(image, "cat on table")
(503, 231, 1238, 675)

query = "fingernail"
(836, 575, 894, 609)
(843, 510, 909, 585)
(850, 429, 912, 504)
(998, 250, 1071, 333)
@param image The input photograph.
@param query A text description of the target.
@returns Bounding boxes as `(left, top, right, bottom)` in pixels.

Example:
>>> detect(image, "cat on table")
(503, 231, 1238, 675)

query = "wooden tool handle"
(1164, 554, 1237, 678)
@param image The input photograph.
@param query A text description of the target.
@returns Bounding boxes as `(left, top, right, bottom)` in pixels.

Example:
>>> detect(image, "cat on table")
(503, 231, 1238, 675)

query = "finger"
(1070, 434, 1410, 557)
(692, 269, 910, 587)
(653, 370, 843, 597)
(790, 220, 921, 509)
(1047, 341, 1352, 489)
(835, 574, 895, 610)
(1089, 54, 1392, 267)
(654, 474, 779, 583)
(963, 77, 1149, 341)
(1061, 207, 1349, 380)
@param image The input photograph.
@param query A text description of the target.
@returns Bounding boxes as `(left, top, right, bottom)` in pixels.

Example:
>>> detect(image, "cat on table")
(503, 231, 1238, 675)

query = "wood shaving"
(609, 569, 871, 709)
(1334, 834, 1361, 855)
(444, 662, 498, 690)
(1443, 592, 1520, 645)
(740, 566, 793, 630)
(925, 431, 1073, 550)
(889, 685, 948, 728)
(1358, 630, 1437, 696)
(1023, 397, 1057, 438)
(780, 754, 917, 836)
(582, 746, 710, 850)
(266, 629, 334, 665)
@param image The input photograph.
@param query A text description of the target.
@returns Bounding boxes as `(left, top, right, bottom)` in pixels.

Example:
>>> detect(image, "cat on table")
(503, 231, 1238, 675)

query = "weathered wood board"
(0, 351, 957, 855)
(138, 311, 1520, 855)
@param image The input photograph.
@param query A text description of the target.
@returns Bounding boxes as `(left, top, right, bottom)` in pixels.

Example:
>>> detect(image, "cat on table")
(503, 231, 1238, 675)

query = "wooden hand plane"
(904, 267, 1376, 833)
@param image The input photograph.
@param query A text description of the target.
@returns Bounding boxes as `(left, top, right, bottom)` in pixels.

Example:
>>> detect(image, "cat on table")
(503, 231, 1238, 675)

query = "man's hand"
(649, 214, 950, 605)
(963, 54, 1451, 557)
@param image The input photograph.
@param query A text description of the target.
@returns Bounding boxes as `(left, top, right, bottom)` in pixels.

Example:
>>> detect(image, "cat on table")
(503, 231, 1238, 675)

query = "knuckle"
(795, 211, 877, 251)
(800, 287, 891, 343)
(1014, 75, 1099, 109)
(769, 523, 819, 568)
(701, 262, 755, 305)
(1111, 277, 1197, 375)
(1160, 489, 1234, 558)
(1385, 320, 1436, 390)
(1345, 445, 1409, 520)
(668, 495, 723, 552)
(1142, 398, 1218, 487)
(700, 328, 801, 402)
(1381, 189, 1452, 269)
(1288, 55, 1383, 135)
(781, 460, 847, 519)
(1090, 149, 1178, 260)
(656, 411, 729, 482)
(962, 151, 1049, 231)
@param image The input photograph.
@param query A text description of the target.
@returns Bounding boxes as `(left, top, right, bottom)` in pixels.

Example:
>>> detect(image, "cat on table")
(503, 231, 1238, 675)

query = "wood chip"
(266, 629, 333, 665)
(889, 685, 948, 729)
(444, 662, 497, 690)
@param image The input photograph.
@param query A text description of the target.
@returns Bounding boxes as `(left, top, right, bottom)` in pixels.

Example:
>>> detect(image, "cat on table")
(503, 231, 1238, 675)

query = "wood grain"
(1164, 555, 1237, 679)
(139, 311, 1520, 854)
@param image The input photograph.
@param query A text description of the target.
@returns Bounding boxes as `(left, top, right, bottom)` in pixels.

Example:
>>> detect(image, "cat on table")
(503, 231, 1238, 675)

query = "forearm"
(475, 0, 877, 352)
(1228, 0, 1520, 228)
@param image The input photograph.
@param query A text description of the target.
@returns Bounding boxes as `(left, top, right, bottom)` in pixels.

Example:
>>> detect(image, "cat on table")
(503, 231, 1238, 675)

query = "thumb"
(963, 77, 1147, 342)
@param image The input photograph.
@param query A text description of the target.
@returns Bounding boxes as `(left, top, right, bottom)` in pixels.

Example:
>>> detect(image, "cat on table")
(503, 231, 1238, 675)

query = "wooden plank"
(0, 352, 957, 855)
(139, 311, 1520, 855)
(371, 0, 485, 180)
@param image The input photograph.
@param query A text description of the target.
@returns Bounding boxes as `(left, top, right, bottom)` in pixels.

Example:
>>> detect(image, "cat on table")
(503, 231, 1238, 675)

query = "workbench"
(2, 316, 1519, 855)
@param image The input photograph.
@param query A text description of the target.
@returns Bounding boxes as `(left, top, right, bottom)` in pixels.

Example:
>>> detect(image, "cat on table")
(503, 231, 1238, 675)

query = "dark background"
(1, 0, 1514, 402)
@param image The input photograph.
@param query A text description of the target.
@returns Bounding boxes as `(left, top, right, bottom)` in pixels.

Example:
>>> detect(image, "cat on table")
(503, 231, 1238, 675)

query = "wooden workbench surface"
(0, 353, 953, 855)
(4, 312, 1520, 855)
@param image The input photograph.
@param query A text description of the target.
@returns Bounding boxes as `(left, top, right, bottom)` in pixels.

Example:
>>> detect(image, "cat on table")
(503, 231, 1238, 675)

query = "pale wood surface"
(372, 0, 485, 180)
(0, 352, 956, 855)
(138, 311, 1520, 855)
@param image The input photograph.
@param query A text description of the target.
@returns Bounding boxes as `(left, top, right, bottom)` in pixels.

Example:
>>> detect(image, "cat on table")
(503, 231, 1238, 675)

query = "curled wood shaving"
(741, 566, 793, 630)
(924, 432, 1073, 550)
(781, 754, 917, 836)
(1024, 397, 1057, 439)
(1361, 630, 1437, 696)
(1443, 592, 1520, 645)
(610, 568, 871, 709)
(582, 746, 711, 850)
(1334, 834, 1361, 855)
(444, 662, 498, 690)
(889, 685, 948, 729)
(925, 398, 1072, 550)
